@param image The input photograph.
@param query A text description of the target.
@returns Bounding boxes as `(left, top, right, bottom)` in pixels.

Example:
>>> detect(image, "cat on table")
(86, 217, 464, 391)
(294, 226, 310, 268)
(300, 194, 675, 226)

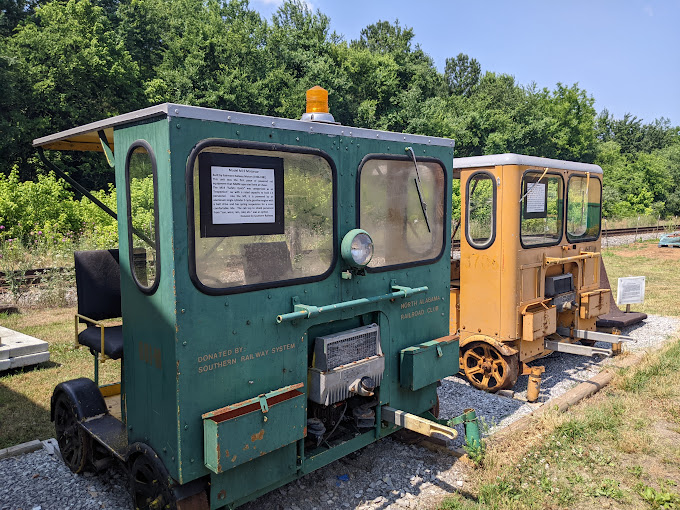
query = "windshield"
(190, 145, 334, 290)
(566, 174, 601, 243)
(360, 158, 445, 268)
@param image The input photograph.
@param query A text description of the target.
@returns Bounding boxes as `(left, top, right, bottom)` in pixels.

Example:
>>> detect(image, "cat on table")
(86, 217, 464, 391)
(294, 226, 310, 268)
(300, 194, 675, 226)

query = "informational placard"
(198, 153, 284, 237)
(211, 167, 276, 225)
(616, 276, 646, 306)
(526, 182, 546, 213)
(523, 179, 548, 219)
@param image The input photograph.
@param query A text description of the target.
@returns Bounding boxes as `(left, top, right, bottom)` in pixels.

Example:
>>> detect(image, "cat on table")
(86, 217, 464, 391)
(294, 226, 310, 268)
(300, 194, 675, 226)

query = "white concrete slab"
(0, 326, 49, 370)
(0, 326, 49, 360)
(7, 351, 50, 369)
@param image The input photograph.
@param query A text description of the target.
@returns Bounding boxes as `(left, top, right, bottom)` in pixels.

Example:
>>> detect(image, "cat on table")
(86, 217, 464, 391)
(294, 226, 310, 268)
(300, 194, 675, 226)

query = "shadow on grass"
(0, 362, 58, 449)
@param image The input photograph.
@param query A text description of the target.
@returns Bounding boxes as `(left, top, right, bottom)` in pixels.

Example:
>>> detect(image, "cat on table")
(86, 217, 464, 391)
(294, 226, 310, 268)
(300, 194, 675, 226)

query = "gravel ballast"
(1, 315, 678, 510)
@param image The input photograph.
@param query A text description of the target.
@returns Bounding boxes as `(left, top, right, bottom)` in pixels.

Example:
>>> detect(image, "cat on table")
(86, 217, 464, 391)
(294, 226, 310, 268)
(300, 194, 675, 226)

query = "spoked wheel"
(129, 448, 177, 510)
(462, 342, 519, 392)
(53, 393, 91, 473)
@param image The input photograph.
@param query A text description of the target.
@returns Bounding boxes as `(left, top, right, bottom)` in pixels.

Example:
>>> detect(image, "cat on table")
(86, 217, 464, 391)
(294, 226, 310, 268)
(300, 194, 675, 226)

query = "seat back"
(242, 242, 293, 284)
(74, 249, 121, 322)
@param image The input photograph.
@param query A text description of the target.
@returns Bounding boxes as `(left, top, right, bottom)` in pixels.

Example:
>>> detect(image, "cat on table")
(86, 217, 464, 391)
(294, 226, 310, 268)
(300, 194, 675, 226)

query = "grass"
(602, 239, 680, 317)
(439, 338, 680, 510)
(436, 238, 680, 509)
(0, 308, 120, 448)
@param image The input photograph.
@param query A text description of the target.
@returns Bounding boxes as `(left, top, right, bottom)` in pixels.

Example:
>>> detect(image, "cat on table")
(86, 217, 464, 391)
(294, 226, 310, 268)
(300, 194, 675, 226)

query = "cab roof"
(452, 153, 603, 174)
(33, 103, 455, 152)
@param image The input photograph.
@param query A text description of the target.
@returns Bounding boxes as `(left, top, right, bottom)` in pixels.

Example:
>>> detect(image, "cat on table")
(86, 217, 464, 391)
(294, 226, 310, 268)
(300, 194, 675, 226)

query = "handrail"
(543, 251, 600, 267)
(275, 283, 428, 324)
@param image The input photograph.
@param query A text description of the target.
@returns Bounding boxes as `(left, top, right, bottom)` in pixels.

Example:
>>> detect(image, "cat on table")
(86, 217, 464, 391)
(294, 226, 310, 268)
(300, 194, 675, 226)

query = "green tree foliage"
(0, 169, 82, 241)
(445, 53, 481, 97)
(0, 0, 678, 227)
(3, 0, 143, 187)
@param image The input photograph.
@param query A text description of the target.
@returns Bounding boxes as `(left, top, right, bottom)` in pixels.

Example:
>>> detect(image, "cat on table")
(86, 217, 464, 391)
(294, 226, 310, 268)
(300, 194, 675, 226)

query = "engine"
(306, 324, 384, 447)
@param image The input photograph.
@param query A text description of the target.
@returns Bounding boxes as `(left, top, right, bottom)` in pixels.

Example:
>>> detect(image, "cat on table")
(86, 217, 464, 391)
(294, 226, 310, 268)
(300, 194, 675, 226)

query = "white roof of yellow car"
(453, 153, 603, 174)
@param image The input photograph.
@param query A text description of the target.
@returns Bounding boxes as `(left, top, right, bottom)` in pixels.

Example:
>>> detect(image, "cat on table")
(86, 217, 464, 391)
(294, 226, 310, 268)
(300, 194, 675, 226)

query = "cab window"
(465, 172, 496, 249)
(520, 171, 563, 247)
(126, 141, 159, 294)
(189, 144, 335, 292)
(359, 157, 445, 268)
(566, 174, 601, 242)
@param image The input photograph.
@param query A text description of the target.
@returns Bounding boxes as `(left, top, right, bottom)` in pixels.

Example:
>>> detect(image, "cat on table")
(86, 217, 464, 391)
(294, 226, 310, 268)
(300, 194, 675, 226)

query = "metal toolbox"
(202, 383, 305, 473)
(580, 289, 611, 319)
(400, 335, 459, 391)
(522, 301, 557, 341)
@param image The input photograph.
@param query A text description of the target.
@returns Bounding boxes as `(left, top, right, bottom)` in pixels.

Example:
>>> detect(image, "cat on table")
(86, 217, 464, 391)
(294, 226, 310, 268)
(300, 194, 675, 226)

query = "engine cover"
(308, 324, 384, 406)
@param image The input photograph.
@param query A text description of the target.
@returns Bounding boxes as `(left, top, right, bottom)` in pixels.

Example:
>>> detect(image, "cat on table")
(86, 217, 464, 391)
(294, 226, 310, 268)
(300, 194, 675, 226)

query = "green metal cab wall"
(113, 118, 181, 475)
(118, 112, 453, 495)
(172, 117, 454, 488)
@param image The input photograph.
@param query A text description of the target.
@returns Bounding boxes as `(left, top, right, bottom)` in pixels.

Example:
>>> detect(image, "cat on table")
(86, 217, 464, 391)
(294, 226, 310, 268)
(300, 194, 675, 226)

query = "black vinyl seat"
(78, 324, 124, 359)
(74, 250, 124, 361)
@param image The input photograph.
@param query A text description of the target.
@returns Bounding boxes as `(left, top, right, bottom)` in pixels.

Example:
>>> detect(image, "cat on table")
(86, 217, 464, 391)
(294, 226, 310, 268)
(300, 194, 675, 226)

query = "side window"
(465, 172, 496, 249)
(359, 157, 446, 269)
(189, 144, 335, 292)
(520, 172, 564, 247)
(566, 175, 602, 242)
(126, 141, 160, 294)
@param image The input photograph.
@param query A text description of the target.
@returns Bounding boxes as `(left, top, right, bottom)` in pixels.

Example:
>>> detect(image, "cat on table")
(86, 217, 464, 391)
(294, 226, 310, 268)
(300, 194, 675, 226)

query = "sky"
(251, 0, 680, 127)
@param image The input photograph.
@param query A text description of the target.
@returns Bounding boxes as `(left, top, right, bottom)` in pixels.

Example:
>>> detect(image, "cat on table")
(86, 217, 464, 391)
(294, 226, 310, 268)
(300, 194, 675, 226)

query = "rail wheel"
(53, 393, 91, 473)
(461, 342, 519, 392)
(129, 448, 177, 510)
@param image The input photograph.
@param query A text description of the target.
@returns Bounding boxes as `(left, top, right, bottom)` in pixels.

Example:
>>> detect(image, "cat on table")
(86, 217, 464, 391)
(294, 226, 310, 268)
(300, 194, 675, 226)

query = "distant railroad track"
(1, 225, 677, 289)
(0, 267, 71, 290)
(450, 224, 677, 250)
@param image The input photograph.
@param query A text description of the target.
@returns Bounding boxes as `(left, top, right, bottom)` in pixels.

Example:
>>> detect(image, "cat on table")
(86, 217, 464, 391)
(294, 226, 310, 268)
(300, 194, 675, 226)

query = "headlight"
(341, 229, 374, 268)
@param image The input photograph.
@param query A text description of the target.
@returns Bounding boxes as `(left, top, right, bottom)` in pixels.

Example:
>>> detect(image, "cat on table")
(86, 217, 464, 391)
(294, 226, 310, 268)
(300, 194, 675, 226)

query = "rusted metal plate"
(81, 414, 128, 460)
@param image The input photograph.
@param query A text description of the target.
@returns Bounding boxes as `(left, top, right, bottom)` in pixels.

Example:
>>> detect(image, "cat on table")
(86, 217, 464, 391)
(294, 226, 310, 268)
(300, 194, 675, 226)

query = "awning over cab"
(32, 104, 172, 152)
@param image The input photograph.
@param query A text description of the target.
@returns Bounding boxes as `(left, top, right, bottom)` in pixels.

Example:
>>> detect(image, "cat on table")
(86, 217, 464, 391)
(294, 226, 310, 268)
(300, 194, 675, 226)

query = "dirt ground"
(616, 243, 680, 261)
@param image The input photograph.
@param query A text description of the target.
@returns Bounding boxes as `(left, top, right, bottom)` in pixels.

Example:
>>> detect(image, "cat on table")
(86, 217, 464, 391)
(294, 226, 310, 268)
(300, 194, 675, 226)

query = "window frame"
(519, 169, 565, 249)
(125, 139, 161, 295)
(355, 153, 448, 273)
(185, 138, 338, 296)
(465, 170, 497, 250)
(565, 173, 602, 244)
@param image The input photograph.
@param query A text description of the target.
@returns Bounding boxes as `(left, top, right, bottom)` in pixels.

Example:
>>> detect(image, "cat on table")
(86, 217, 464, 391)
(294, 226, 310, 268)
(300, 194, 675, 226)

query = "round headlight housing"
(341, 229, 374, 268)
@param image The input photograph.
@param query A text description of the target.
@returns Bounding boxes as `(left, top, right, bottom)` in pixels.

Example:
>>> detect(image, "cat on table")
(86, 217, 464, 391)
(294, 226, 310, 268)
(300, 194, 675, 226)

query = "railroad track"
(0, 267, 71, 289)
(1, 225, 677, 289)
(450, 224, 677, 250)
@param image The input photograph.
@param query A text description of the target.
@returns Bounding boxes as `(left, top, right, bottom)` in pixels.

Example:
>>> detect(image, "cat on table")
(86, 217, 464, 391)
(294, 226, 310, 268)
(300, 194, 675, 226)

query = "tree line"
(1, 0, 678, 218)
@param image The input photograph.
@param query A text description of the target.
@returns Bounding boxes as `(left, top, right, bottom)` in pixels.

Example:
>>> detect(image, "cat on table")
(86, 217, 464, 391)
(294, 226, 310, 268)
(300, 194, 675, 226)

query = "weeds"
(628, 465, 645, 478)
(589, 478, 626, 501)
(464, 436, 486, 468)
(636, 484, 680, 509)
